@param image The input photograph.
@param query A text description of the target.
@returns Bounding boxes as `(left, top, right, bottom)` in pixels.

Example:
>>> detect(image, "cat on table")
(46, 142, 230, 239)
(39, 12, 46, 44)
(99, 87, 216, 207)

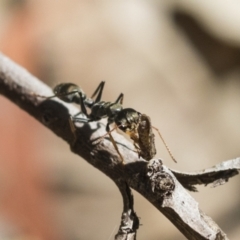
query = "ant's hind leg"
(91, 81, 105, 103)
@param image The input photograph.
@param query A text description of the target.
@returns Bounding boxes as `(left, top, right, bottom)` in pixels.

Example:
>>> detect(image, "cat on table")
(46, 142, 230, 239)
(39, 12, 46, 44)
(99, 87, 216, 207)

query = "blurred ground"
(0, 0, 240, 239)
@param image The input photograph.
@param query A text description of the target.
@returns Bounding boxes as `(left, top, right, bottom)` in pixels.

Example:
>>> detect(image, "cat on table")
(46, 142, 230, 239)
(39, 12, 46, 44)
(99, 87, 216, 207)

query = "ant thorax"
(108, 102, 123, 116)
(90, 101, 109, 119)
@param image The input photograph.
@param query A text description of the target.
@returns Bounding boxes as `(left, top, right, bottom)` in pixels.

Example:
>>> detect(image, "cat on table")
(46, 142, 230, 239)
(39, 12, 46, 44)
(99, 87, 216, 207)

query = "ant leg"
(152, 126, 177, 163)
(72, 116, 90, 123)
(132, 142, 141, 158)
(70, 91, 89, 120)
(115, 93, 124, 104)
(106, 123, 125, 163)
(75, 91, 88, 117)
(98, 125, 118, 142)
(91, 81, 105, 103)
(69, 116, 77, 144)
(108, 131, 125, 163)
(34, 90, 80, 100)
(33, 93, 57, 99)
(68, 115, 93, 143)
(99, 121, 129, 142)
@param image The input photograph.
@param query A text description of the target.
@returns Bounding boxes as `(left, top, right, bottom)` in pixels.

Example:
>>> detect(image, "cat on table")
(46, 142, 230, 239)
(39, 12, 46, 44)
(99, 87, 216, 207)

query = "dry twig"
(0, 53, 238, 240)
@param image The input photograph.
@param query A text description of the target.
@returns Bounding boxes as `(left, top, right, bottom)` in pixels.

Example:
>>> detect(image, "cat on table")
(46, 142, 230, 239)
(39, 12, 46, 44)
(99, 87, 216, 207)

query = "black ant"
(36, 81, 176, 163)
(35, 81, 127, 162)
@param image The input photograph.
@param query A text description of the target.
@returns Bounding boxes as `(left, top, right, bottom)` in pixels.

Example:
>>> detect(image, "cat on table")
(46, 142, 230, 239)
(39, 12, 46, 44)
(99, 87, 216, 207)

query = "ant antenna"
(152, 126, 177, 163)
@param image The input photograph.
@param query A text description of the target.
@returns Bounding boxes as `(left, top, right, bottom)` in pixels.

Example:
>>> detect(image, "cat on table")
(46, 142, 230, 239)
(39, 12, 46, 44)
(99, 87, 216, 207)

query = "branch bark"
(0, 52, 237, 240)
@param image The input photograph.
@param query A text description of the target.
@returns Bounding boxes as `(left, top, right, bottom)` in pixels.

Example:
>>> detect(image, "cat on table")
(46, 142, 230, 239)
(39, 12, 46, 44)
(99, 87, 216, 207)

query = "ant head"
(115, 108, 141, 132)
(116, 118, 128, 132)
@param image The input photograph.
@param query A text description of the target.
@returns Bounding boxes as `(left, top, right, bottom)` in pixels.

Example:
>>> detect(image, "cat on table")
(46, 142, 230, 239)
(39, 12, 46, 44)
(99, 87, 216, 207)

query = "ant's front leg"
(106, 122, 125, 163)
(133, 143, 141, 158)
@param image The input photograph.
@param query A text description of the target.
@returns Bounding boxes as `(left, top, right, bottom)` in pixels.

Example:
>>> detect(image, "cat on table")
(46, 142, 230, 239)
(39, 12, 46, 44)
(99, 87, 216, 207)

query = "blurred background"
(0, 0, 240, 239)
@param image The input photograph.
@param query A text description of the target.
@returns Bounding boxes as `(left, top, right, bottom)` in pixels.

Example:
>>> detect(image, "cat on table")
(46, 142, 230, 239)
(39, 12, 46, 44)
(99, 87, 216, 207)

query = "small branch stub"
(171, 157, 240, 191)
(147, 159, 175, 198)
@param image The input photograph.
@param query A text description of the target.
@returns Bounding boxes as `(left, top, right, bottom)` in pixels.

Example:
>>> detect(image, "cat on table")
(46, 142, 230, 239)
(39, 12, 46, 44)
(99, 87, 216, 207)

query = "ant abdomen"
(53, 83, 86, 104)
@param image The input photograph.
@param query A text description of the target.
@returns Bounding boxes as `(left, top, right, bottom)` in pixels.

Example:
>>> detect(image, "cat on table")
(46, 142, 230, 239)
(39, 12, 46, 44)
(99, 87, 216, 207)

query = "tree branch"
(0, 52, 236, 239)
(172, 158, 240, 191)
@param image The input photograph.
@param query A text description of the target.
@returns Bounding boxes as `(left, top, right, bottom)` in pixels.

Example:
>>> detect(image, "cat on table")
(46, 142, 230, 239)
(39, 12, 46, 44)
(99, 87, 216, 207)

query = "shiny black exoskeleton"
(45, 81, 176, 163)
(52, 81, 141, 134)
(51, 81, 143, 162)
